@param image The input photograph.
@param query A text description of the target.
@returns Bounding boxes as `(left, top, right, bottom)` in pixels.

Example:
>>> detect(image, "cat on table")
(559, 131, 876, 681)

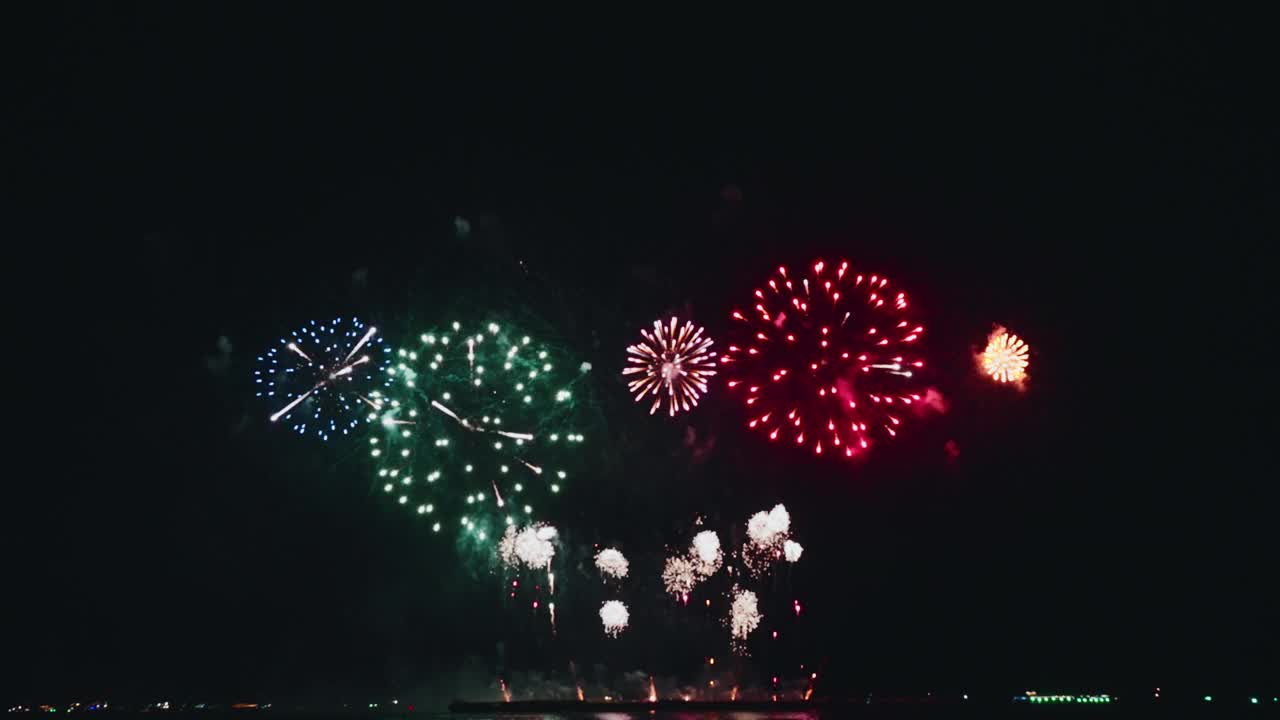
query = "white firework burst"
(729, 589, 762, 641)
(691, 530, 723, 577)
(662, 555, 698, 596)
(599, 600, 629, 637)
(784, 539, 804, 563)
(499, 523, 557, 569)
(744, 504, 794, 575)
(594, 548, 630, 579)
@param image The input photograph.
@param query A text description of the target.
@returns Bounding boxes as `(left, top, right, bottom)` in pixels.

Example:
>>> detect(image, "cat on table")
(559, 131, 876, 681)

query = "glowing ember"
(624, 316, 718, 416)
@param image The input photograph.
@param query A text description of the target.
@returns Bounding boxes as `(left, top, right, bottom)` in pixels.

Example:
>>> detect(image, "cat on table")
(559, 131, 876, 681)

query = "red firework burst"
(720, 260, 926, 459)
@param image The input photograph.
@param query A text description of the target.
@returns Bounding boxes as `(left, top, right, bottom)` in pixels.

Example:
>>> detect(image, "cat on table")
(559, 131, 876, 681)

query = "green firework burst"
(366, 319, 591, 548)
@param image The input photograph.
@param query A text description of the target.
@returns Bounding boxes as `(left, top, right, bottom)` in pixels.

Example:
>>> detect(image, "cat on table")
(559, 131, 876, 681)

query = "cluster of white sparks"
(747, 504, 791, 544)
(662, 528, 726, 598)
(691, 530, 724, 577)
(594, 548, 630, 579)
(729, 589, 762, 641)
(499, 523, 557, 570)
(744, 504, 798, 574)
(784, 539, 804, 563)
(624, 316, 717, 417)
(662, 555, 699, 597)
(599, 600, 630, 637)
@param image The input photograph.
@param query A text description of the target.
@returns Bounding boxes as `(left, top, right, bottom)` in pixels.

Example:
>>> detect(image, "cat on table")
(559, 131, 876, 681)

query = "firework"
(594, 548, 630, 579)
(744, 504, 794, 575)
(367, 320, 590, 543)
(980, 327, 1030, 384)
(784, 539, 804, 563)
(662, 555, 698, 597)
(729, 589, 762, 640)
(747, 504, 791, 544)
(255, 317, 391, 440)
(499, 523, 557, 570)
(624, 316, 717, 416)
(599, 600, 630, 637)
(721, 260, 926, 458)
(691, 530, 723, 577)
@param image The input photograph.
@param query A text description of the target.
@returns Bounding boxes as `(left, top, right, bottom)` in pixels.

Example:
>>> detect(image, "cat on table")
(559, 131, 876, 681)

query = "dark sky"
(8, 3, 1272, 705)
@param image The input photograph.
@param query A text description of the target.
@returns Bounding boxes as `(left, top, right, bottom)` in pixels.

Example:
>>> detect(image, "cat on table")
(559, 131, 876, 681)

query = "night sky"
(9, 4, 1272, 706)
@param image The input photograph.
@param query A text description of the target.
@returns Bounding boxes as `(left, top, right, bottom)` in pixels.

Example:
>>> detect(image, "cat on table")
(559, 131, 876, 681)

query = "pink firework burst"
(721, 260, 926, 459)
(624, 316, 717, 416)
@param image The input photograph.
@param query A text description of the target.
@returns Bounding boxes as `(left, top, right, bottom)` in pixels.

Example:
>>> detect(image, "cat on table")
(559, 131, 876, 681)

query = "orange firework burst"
(624, 317, 717, 416)
(981, 328, 1030, 383)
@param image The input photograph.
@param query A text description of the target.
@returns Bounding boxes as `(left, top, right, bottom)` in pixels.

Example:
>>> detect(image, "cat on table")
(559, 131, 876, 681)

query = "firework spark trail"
(432, 399, 538, 442)
(356, 393, 384, 412)
(286, 343, 312, 363)
(981, 326, 1030, 384)
(624, 316, 718, 416)
(599, 600, 629, 637)
(269, 388, 315, 423)
(342, 326, 379, 364)
(721, 260, 926, 458)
